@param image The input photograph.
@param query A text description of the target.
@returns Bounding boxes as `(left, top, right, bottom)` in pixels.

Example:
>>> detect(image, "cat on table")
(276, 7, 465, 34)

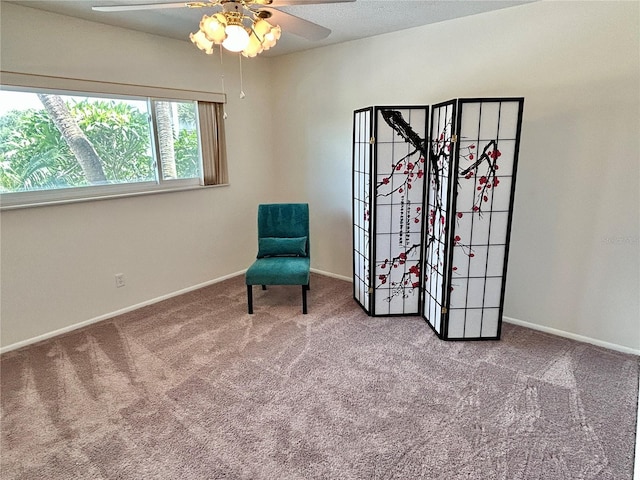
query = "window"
(0, 72, 227, 208)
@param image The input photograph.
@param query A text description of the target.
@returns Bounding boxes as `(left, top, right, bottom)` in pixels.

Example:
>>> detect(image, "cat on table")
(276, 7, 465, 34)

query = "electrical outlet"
(115, 273, 125, 288)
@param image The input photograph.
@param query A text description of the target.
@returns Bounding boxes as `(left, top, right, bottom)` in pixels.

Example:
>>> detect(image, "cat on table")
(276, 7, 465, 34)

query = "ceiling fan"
(92, 0, 356, 57)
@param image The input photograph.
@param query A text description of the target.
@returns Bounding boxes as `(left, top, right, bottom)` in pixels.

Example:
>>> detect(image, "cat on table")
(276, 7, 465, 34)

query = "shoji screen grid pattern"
(352, 108, 373, 313)
(423, 100, 456, 335)
(372, 107, 429, 315)
(445, 99, 524, 339)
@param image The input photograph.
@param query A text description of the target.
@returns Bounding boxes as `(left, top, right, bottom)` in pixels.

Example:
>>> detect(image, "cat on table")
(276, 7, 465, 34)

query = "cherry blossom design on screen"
(450, 139, 503, 291)
(374, 109, 427, 303)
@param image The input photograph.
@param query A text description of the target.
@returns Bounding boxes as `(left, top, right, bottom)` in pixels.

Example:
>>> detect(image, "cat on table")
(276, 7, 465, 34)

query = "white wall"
(0, 3, 279, 348)
(270, 1, 640, 351)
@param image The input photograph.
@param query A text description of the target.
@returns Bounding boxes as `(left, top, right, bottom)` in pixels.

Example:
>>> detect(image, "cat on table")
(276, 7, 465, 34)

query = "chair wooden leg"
(302, 284, 308, 314)
(247, 285, 253, 314)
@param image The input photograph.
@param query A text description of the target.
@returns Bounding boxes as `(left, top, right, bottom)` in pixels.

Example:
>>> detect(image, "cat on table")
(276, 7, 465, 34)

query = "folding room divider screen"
(352, 98, 524, 340)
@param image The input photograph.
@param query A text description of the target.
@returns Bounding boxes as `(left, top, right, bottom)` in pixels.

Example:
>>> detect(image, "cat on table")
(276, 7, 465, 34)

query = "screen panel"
(372, 106, 428, 315)
(352, 108, 373, 313)
(447, 98, 524, 338)
(422, 100, 456, 334)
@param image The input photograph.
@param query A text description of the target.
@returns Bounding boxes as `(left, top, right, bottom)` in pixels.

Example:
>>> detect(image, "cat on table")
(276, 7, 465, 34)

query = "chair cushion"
(257, 236, 307, 258)
(245, 257, 310, 286)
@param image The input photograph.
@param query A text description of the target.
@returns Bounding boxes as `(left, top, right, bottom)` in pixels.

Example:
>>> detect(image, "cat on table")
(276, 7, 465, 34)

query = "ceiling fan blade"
(261, 7, 330, 41)
(92, 0, 354, 12)
(269, 0, 355, 5)
(92, 2, 189, 12)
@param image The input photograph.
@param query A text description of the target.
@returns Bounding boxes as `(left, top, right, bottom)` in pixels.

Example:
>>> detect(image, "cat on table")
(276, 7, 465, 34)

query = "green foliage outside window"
(0, 94, 200, 193)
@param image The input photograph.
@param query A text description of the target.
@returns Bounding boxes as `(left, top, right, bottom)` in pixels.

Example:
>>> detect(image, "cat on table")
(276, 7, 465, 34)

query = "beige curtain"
(198, 102, 228, 185)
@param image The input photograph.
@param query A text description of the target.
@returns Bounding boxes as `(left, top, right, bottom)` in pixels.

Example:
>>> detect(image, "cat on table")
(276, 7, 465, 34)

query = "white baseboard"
(503, 316, 640, 356)
(310, 268, 352, 283)
(0, 270, 247, 355)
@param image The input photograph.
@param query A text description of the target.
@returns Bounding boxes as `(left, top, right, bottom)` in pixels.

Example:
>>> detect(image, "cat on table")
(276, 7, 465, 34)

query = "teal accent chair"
(245, 203, 310, 314)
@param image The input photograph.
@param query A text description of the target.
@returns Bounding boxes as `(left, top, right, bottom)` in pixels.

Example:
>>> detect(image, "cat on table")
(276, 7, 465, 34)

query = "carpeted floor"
(1, 273, 638, 479)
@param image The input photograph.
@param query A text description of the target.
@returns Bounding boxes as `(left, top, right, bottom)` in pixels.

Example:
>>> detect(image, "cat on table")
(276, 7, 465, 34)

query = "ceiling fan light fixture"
(189, 2, 282, 57)
(94, 0, 338, 58)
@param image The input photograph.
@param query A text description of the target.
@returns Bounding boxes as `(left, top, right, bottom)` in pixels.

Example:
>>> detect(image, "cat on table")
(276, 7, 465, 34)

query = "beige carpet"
(1, 273, 638, 479)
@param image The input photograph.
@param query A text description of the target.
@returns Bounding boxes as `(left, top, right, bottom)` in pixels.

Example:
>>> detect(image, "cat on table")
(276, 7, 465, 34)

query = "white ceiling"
(4, 0, 535, 57)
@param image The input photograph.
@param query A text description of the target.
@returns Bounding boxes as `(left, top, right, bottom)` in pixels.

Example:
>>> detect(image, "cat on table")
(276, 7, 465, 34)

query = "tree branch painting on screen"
(383, 110, 505, 300)
(433, 120, 504, 294)
(374, 109, 427, 303)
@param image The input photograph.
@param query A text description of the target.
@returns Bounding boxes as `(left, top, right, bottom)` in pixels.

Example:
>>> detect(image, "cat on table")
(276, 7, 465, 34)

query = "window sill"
(0, 183, 229, 211)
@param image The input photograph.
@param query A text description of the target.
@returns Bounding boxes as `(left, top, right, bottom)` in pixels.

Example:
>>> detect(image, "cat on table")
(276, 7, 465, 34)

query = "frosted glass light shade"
(190, 30, 214, 55)
(200, 14, 227, 44)
(262, 25, 281, 50)
(242, 30, 264, 58)
(223, 24, 250, 52)
(252, 19, 273, 38)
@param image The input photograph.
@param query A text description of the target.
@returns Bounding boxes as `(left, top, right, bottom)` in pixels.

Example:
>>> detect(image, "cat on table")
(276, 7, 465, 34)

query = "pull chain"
(219, 45, 228, 119)
(239, 53, 246, 99)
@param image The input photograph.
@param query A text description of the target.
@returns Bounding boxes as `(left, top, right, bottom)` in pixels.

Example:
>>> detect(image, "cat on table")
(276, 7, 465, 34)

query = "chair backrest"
(257, 203, 310, 258)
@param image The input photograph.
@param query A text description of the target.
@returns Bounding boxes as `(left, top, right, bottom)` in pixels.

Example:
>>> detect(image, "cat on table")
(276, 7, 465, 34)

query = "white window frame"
(0, 71, 227, 210)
